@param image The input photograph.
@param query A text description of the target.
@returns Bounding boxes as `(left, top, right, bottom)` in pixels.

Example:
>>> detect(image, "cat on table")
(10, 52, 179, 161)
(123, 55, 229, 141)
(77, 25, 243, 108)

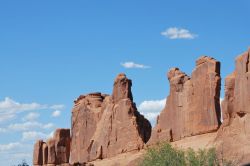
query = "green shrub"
(139, 143, 233, 166)
(186, 148, 218, 166)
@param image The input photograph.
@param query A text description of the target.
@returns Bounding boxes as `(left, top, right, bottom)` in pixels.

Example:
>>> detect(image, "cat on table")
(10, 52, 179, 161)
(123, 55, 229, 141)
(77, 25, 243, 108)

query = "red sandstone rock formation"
(33, 128, 70, 166)
(32, 50, 250, 165)
(149, 56, 221, 144)
(221, 49, 250, 123)
(216, 49, 250, 164)
(33, 140, 43, 165)
(70, 73, 151, 165)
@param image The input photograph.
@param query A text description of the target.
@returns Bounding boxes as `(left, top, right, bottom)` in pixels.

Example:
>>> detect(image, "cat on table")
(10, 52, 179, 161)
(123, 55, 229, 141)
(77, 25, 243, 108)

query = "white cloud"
(142, 112, 159, 122)
(50, 104, 64, 110)
(0, 114, 15, 123)
(121, 62, 150, 69)
(0, 142, 33, 165)
(0, 98, 63, 165)
(161, 27, 197, 39)
(0, 128, 7, 133)
(22, 112, 40, 121)
(0, 97, 45, 123)
(43, 123, 54, 129)
(22, 131, 49, 141)
(138, 99, 166, 125)
(0, 97, 64, 123)
(0, 142, 23, 152)
(138, 99, 166, 113)
(0, 97, 45, 112)
(52, 110, 61, 117)
(8, 122, 54, 131)
(47, 130, 54, 139)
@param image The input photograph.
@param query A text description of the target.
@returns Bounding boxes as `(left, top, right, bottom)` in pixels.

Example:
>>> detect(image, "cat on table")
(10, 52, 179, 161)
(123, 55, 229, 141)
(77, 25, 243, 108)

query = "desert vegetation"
(139, 143, 233, 166)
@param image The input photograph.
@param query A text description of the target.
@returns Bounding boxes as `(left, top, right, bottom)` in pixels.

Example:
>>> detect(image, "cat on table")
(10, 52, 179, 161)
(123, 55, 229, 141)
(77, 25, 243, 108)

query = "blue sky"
(0, 0, 249, 165)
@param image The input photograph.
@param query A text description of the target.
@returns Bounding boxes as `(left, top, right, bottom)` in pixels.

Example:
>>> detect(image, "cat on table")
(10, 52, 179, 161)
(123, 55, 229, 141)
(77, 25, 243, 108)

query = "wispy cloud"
(22, 112, 40, 121)
(0, 97, 46, 112)
(161, 27, 197, 39)
(0, 97, 64, 123)
(0, 142, 23, 152)
(22, 131, 50, 141)
(0, 97, 63, 165)
(50, 104, 64, 110)
(8, 122, 54, 131)
(52, 110, 61, 117)
(0, 142, 33, 165)
(138, 99, 166, 126)
(0, 128, 6, 133)
(121, 62, 150, 69)
(0, 97, 45, 123)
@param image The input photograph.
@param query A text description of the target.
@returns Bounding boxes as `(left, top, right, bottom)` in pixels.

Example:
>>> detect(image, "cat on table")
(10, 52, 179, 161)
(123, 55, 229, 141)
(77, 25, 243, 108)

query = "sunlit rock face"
(149, 56, 221, 144)
(70, 73, 151, 164)
(33, 128, 70, 166)
(216, 49, 250, 164)
(222, 48, 250, 123)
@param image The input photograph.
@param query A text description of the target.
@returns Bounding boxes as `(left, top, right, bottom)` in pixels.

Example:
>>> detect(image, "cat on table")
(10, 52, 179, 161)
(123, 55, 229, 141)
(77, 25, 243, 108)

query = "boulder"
(70, 73, 151, 164)
(149, 56, 221, 143)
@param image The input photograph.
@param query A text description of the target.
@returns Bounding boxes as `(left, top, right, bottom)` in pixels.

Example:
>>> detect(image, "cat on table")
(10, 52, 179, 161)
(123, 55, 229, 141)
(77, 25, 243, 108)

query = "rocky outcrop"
(32, 49, 250, 165)
(149, 56, 221, 144)
(33, 140, 43, 165)
(216, 49, 250, 164)
(221, 49, 250, 123)
(70, 73, 151, 164)
(33, 128, 70, 166)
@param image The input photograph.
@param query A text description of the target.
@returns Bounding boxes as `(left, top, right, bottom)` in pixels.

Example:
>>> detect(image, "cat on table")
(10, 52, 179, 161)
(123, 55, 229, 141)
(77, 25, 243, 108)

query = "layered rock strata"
(33, 128, 70, 166)
(149, 56, 221, 143)
(70, 73, 151, 164)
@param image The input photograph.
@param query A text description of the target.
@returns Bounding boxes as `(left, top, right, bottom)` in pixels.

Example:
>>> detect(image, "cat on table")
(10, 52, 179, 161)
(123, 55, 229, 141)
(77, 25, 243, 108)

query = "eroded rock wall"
(33, 128, 70, 166)
(216, 49, 250, 164)
(70, 73, 151, 164)
(33, 53, 245, 165)
(149, 56, 221, 143)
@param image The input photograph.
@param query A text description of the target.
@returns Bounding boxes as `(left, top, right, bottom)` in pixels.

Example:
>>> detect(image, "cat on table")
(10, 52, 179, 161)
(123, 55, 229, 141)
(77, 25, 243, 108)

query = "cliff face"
(216, 49, 250, 163)
(222, 49, 250, 123)
(70, 73, 151, 164)
(33, 129, 70, 166)
(149, 56, 221, 143)
(33, 50, 250, 165)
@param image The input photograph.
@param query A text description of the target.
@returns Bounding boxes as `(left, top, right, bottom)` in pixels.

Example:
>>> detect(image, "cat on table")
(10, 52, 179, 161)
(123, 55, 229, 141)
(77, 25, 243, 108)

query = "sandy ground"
(89, 132, 218, 166)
